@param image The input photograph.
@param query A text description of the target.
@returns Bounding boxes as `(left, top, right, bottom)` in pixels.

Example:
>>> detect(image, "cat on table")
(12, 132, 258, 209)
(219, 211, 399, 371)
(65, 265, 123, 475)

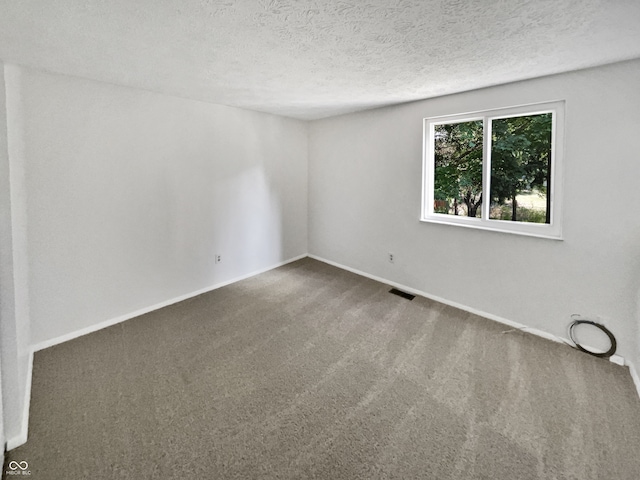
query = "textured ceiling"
(1, 0, 639, 119)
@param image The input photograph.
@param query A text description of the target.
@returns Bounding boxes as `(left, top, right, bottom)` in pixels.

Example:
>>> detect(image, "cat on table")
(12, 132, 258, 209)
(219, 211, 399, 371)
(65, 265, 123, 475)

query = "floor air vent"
(389, 288, 415, 300)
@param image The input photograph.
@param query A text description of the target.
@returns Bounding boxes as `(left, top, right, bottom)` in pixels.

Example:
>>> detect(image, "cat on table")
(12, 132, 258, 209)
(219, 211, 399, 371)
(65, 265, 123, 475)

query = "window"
(421, 101, 564, 239)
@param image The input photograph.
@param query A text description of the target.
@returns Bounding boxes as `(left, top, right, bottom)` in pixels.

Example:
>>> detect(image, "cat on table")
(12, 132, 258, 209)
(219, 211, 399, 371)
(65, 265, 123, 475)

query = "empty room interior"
(1, 1, 640, 478)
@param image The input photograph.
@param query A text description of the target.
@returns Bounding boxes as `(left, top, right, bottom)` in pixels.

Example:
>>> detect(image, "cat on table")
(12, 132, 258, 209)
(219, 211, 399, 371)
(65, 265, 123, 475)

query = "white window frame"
(421, 101, 565, 240)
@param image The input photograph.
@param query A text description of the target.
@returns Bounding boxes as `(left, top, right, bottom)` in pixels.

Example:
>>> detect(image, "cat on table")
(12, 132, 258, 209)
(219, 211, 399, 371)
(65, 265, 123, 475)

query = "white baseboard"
(32, 254, 307, 353)
(628, 360, 640, 399)
(7, 254, 307, 452)
(308, 254, 636, 395)
(309, 254, 570, 341)
(5, 349, 33, 451)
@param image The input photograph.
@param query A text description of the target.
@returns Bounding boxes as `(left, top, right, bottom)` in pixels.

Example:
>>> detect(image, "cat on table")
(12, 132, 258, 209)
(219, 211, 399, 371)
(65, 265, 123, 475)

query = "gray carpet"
(5, 258, 640, 479)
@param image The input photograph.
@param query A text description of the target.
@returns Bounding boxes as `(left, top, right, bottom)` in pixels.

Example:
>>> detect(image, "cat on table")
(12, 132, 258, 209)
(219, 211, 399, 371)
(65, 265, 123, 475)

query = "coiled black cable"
(568, 319, 617, 359)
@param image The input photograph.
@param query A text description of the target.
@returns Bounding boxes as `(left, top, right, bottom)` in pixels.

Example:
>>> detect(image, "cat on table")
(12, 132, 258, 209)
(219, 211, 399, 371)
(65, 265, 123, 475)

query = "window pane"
(433, 120, 483, 217)
(489, 113, 552, 223)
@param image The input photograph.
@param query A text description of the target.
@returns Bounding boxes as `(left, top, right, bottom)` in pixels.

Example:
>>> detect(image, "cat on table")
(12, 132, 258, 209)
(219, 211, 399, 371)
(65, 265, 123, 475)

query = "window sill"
(420, 215, 563, 240)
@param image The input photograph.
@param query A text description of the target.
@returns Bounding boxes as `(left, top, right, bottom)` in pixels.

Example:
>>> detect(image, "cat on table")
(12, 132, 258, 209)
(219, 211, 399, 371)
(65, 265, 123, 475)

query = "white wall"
(7, 65, 308, 347)
(1, 63, 31, 448)
(0, 353, 3, 467)
(309, 59, 640, 369)
(0, 61, 8, 457)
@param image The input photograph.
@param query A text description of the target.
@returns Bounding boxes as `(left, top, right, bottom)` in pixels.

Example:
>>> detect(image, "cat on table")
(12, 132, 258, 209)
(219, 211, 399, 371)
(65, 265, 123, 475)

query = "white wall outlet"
(388, 252, 394, 263)
(215, 254, 222, 264)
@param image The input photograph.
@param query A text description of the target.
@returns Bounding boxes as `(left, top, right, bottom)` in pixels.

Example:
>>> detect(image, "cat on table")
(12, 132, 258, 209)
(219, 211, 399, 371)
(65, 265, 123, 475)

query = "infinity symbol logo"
(8, 461, 28, 471)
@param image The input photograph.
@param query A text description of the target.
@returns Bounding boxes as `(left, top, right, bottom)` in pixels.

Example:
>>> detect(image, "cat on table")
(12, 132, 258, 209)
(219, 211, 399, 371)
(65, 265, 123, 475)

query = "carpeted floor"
(4, 257, 640, 479)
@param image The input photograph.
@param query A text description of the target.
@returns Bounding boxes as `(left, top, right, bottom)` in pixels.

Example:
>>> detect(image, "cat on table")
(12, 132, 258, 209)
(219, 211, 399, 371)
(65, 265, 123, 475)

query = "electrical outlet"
(215, 254, 222, 264)
(388, 252, 394, 263)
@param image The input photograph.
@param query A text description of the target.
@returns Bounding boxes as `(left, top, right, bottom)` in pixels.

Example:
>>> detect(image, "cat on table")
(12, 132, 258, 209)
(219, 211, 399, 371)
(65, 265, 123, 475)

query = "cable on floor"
(568, 317, 617, 359)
